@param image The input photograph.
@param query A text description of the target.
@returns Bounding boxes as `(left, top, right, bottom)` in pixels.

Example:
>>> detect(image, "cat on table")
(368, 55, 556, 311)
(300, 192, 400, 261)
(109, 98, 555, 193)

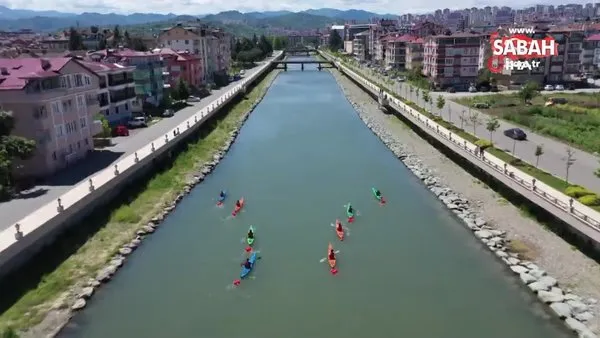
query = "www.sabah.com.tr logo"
(487, 27, 559, 74)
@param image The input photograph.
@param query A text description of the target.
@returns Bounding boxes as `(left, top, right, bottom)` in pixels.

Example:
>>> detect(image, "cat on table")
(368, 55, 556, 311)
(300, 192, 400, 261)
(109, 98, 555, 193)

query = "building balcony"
(108, 77, 134, 87)
(99, 98, 109, 107)
(110, 88, 136, 104)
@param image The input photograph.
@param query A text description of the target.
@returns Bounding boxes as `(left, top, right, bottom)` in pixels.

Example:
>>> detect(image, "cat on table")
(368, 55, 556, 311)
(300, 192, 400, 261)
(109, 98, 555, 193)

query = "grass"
(454, 93, 600, 154)
(332, 57, 600, 212)
(507, 239, 538, 261)
(0, 70, 279, 333)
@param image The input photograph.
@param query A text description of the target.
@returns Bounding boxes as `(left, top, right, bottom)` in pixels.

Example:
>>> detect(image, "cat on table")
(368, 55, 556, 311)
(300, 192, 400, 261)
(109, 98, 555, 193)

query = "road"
(352, 63, 600, 194)
(0, 60, 271, 231)
(440, 88, 600, 98)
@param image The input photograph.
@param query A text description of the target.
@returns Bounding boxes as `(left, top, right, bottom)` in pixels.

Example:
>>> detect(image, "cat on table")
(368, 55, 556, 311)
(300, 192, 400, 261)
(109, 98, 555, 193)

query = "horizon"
(0, 1, 595, 18)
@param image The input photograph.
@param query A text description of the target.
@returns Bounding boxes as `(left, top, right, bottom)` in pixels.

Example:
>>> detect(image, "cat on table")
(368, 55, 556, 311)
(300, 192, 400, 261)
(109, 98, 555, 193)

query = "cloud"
(0, 0, 594, 16)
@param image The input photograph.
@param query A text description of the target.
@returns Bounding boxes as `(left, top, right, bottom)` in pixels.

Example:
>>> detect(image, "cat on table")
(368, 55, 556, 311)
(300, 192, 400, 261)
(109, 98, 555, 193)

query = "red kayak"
(335, 219, 344, 241)
(232, 197, 244, 216)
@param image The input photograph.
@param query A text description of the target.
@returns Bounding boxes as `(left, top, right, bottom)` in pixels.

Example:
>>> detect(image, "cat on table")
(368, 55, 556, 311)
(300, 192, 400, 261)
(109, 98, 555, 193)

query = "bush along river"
(57, 60, 575, 338)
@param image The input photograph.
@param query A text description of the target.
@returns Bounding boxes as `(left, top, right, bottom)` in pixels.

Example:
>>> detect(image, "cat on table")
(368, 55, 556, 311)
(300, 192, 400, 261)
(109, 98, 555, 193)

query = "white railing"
(0, 52, 283, 254)
(321, 51, 600, 232)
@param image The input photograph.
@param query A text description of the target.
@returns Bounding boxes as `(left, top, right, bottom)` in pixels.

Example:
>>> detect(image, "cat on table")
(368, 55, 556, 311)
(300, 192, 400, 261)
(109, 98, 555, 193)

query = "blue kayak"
(240, 252, 257, 279)
(217, 190, 227, 203)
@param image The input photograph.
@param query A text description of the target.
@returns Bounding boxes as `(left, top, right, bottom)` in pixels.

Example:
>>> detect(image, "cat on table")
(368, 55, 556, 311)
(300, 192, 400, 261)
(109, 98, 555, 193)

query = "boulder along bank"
(21, 70, 282, 338)
(328, 66, 599, 338)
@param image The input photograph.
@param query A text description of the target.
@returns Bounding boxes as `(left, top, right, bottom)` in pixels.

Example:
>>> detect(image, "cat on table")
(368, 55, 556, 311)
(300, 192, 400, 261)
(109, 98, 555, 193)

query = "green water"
(59, 63, 571, 338)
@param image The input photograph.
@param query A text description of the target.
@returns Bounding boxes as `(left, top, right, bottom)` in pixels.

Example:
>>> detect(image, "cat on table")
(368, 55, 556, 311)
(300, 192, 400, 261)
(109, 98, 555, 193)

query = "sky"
(0, 0, 595, 16)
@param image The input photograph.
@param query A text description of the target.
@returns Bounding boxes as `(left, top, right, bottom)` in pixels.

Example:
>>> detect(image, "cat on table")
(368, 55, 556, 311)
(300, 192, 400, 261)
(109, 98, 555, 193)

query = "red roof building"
(158, 48, 203, 89)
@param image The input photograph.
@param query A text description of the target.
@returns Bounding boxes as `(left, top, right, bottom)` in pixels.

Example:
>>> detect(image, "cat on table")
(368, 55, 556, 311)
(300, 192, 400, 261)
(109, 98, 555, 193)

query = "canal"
(59, 60, 571, 338)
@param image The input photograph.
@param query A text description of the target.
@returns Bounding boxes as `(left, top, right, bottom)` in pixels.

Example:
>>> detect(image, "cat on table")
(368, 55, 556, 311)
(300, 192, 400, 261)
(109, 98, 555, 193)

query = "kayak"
(327, 243, 336, 268)
(217, 190, 227, 205)
(240, 251, 257, 279)
(372, 187, 382, 201)
(232, 197, 244, 216)
(335, 220, 344, 241)
(346, 204, 354, 218)
(247, 225, 255, 245)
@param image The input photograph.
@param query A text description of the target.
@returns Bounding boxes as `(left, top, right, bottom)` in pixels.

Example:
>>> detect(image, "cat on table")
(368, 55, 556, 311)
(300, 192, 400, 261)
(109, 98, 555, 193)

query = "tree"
(422, 91, 431, 112)
(415, 89, 420, 103)
(177, 78, 190, 100)
(468, 111, 481, 134)
(98, 38, 107, 50)
(94, 113, 111, 138)
(90, 25, 99, 34)
(257, 35, 273, 56)
(485, 117, 500, 143)
(252, 34, 258, 46)
(170, 87, 180, 101)
(112, 25, 121, 47)
(328, 30, 343, 51)
(409, 86, 414, 100)
(129, 37, 148, 51)
(68, 27, 84, 50)
(564, 147, 576, 184)
(535, 144, 544, 168)
(124, 30, 131, 46)
(518, 81, 539, 104)
(0, 111, 36, 197)
(272, 36, 284, 50)
(436, 95, 446, 117)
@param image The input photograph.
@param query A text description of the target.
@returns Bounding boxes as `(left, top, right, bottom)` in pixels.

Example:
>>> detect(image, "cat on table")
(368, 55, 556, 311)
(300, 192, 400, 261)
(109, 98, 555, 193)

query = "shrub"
(578, 194, 600, 206)
(475, 139, 492, 149)
(565, 185, 595, 198)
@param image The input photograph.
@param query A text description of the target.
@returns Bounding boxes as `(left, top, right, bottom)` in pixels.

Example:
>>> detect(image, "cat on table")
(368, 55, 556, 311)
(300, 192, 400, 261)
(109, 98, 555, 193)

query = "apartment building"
(406, 38, 424, 70)
(210, 29, 231, 75)
(345, 23, 371, 54)
(159, 48, 203, 89)
(0, 57, 102, 178)
(81, 61, 136, 126)
(582, 33, 600, 75)
(158, 24, 208, 84)
(423, 33, 484, 90)
(353, 31, 369, 61)
(384, 35, 417, 69)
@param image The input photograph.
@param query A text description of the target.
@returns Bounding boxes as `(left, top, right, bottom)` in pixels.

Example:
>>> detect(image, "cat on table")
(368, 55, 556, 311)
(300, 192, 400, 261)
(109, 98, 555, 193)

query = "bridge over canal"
(273, 60, 335, 71)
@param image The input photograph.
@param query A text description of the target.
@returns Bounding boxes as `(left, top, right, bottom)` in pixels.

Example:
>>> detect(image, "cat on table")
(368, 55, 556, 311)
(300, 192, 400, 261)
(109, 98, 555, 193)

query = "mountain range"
(0, 7, 396, 32)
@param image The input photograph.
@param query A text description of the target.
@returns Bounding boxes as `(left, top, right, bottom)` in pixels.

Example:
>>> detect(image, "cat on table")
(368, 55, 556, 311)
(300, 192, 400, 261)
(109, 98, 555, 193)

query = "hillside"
(302, 8, 396, 21)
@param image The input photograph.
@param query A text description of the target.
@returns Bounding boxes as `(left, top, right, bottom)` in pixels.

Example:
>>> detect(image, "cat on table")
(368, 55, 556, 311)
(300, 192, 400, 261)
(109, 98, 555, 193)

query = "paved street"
(0, 60, 271, 231)
(352, 63, 600, 194)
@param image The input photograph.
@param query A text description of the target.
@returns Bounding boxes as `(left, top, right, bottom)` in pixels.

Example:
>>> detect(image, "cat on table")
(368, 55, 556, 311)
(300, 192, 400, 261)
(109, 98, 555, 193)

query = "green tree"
(98, 38, 107, 50)
(436, 95, 446, 116)
(257, 35, 273, 57)
(90, 25, 99, 34)
(252, 34, 258, 46)
(0, 111, 36, 197)
(518, 81, 539, 104)
(68, 27, 84, 50)
(1, 327, 19, 338)
(422, 91, 431, 112)
(535, 144, 544, 168)
(177, 79, 190, 100)
(94, 113, 111, 137)
(129, 37, 147, 51)
(272, 36, 284, 50)
(112, 25, 121, 47)
(328, 30, 343, 51)
(485, 117, 500, 143)
(124, 30, 131, 46)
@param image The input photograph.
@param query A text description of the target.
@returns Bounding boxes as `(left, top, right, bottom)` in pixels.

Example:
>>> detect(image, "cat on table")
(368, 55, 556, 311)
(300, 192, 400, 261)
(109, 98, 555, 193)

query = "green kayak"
(247, 225, 255, 245)
(372, 187, 382, 201)
(346, 204, 354, 218)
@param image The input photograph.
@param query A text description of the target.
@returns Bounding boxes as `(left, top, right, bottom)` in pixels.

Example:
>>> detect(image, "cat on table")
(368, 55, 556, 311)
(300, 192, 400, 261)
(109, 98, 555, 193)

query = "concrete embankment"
(326, 65, 599, 337)
(0, 66, 281, 336)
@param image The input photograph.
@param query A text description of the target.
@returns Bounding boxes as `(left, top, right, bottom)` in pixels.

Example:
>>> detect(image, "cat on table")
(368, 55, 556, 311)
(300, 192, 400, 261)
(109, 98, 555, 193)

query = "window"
(55, 124, 64, 137)
(51, 101, 61, 115)
(77, 141, 81, 149)
(125, 103, 128, 110)
(76, 95, 85, 109)
(80, 116, 87, 128)
(85, 138, 89, 145)
(167, 41, 171, 46)
(445, 58, 453, 65)
(185, 40, 189, 45)
(52, 151, 57, 160)
(74, 74, 84, 87)
(68, 144, 73, 153)
(60, 76, 67, 88)
(84, 75, 91, 86)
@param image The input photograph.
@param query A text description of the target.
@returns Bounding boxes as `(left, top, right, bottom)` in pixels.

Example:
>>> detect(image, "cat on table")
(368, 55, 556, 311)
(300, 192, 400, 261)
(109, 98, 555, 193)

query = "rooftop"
(78, 60, 135, 73)
(0, 57, 71, 90)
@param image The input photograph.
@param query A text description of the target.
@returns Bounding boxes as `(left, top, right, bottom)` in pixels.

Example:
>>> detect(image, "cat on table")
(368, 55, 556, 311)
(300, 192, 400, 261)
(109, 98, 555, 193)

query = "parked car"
(544, 84, 555, 91)
(163, 109, 174, 117)
(127, 116, 147, 128)
(503, 128, 527, 140)
(554, 84, 565, 90)
(446, 87, 456, 93)
(240, 70, 246, 76)
(468, 86, 477, 93)
(187, 96, 201, 102)
(473, 102, 490, 109)
(113, 125, 129, 137)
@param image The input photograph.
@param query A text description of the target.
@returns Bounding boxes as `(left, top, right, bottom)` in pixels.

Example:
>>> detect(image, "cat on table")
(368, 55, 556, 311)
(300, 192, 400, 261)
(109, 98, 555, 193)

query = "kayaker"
(242, 258, 252, 269)
(336, 223, 343, 232)
(235, 200, 242, 208)
(328, 249, 335, 260)
(348, 205, 354, 215)
(219, 190, 225, 198)
(247, 229, 254, 239)
(374, 189, 382, 198)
